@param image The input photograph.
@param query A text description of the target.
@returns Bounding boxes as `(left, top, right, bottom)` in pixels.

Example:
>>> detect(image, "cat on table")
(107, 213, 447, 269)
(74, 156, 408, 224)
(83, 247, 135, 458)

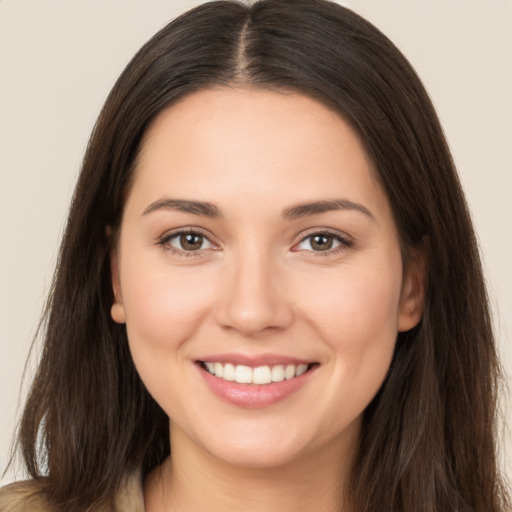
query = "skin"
(111, 88, 424, 511)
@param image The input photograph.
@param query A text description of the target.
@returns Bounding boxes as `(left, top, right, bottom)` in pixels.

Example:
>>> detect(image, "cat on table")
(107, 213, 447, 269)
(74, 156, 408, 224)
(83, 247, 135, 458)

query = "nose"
(214, 246, 294, 336)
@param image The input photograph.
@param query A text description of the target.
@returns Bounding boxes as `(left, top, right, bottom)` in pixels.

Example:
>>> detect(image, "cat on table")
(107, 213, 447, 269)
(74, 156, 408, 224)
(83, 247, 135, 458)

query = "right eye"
(159, 230, 216, 255)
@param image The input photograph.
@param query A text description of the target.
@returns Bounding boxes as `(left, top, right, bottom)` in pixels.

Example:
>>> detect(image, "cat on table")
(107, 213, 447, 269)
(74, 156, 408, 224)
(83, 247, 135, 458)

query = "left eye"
(295, 233, 345, 252)
(166, 232, 214, 251)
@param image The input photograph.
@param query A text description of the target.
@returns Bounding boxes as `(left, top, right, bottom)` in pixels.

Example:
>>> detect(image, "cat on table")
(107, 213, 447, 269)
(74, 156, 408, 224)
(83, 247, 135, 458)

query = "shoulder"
(114, 470, 145, 512)
(0, 471, 144, 512)
(0, 480, 50, 512)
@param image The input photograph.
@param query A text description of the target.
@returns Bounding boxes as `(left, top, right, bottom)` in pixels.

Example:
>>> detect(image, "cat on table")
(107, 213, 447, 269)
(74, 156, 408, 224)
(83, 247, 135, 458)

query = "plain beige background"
(1, 0, 511, 485)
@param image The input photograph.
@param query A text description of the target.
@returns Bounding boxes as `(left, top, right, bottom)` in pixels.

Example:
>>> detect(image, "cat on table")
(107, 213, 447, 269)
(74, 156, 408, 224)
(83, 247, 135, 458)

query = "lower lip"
(197, 364, 316, 409)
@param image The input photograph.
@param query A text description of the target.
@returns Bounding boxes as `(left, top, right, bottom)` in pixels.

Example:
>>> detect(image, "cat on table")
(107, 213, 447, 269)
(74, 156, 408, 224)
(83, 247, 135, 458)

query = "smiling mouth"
(198, 361, 317, 385)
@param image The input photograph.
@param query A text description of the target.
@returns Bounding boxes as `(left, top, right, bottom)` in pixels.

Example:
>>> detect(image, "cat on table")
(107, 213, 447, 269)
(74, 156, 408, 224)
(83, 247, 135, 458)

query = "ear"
(398, 247, 426, 332)
(110, 247, 126, 324)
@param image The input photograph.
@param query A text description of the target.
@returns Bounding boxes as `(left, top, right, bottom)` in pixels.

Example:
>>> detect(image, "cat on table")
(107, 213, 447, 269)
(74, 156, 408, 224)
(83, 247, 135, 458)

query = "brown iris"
(180, 233, 204, 250)
(310, 234, 334, 251)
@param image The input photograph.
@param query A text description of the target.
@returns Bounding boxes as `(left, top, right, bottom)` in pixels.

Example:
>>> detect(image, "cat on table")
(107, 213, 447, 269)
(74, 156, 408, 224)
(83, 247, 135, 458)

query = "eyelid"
(156, 226, 353, 257)
(291, 228, 353, 254)
(157, 226, 220, 255)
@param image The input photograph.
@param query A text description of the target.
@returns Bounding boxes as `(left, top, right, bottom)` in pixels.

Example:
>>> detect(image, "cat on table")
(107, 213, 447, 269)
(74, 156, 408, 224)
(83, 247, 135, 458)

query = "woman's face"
(111, 88, 423, 469)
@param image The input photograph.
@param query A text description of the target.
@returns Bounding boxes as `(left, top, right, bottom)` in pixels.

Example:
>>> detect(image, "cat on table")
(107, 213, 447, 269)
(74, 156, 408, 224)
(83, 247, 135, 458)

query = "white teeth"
(235, 365, 252, 384)
(253, 365, 272, 385)
(214, 362, 224, 378)
(223, 363, 235, 381)
(203, 361, 311, 385)
(296, 364, 308, 377)
(271, 365, 285, 382)
(284, 365, 296, 380)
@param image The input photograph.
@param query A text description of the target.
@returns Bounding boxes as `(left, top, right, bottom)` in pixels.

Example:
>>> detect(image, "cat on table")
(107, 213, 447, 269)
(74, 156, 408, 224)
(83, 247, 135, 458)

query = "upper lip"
(196, 353, 315, 367)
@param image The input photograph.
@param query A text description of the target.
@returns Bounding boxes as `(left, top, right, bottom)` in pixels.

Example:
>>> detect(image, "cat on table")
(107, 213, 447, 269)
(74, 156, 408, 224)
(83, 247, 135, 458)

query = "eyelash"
(293, 229, 353, 257)
(157, 228, 353, 258)
(157, 228, 217, 257)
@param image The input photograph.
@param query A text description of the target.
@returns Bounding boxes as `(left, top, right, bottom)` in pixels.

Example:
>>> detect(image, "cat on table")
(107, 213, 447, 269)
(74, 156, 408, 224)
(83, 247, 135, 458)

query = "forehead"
(128, 87, 389, 219)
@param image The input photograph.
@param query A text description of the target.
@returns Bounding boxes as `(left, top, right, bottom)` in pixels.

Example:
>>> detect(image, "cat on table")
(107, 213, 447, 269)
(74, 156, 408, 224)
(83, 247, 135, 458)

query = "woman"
(1, 0, 509, 511)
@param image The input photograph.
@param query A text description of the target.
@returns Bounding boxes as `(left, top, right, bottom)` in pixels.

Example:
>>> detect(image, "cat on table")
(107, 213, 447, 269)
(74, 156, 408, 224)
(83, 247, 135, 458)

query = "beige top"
(0, 472, 144, 511)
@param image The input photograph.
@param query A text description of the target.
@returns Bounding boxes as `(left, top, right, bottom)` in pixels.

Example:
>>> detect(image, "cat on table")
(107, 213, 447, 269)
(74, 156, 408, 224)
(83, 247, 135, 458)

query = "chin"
(184, 414, 351, 470)
(207, 438, 308, 469)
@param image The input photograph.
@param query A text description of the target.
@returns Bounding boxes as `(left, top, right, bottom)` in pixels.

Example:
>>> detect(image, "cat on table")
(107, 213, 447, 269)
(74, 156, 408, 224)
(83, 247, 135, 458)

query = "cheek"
(296, 263, 402, 408)
(120, 260, 216, 360)
(120, 262, 220, 417)
(300, 264, 402, 344)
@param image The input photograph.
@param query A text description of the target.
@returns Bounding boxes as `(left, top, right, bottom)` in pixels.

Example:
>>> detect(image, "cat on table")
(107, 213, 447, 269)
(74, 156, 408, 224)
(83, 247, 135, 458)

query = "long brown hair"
(9, 1, 510, 510)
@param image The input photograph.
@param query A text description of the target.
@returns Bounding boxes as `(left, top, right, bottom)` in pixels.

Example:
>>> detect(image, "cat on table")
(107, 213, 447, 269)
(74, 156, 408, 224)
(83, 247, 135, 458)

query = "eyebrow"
(282, 199, 375, 221)
(142, 199, 222, 218)
(142, 197, 374, 221)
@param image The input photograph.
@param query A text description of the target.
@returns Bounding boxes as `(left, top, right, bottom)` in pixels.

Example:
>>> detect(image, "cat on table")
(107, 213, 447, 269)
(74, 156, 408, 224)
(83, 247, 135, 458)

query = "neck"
(144, 423, 358, 512)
